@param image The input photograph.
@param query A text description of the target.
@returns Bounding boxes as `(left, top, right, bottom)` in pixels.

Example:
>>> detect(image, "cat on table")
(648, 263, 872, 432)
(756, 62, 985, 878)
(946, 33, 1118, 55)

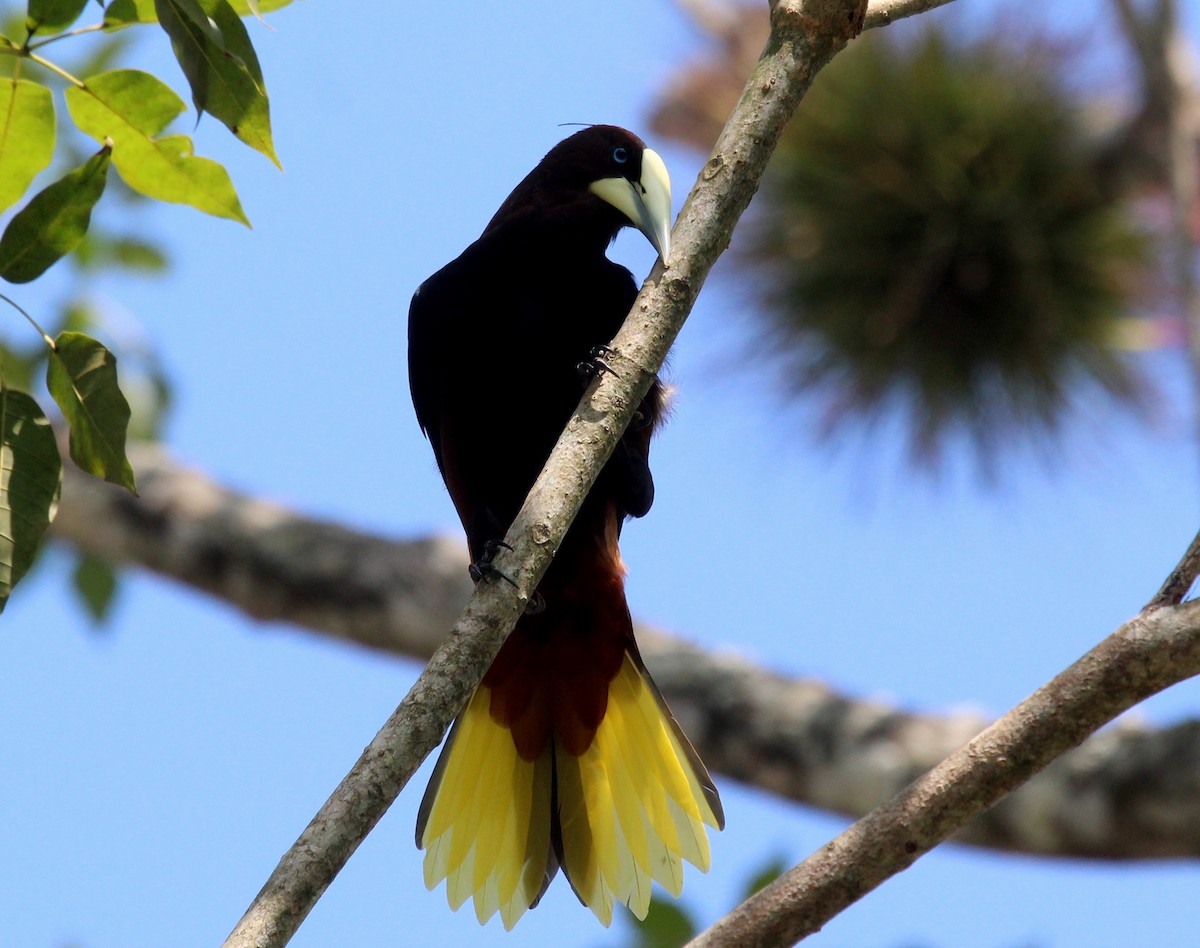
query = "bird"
(408, 125, 723, 930)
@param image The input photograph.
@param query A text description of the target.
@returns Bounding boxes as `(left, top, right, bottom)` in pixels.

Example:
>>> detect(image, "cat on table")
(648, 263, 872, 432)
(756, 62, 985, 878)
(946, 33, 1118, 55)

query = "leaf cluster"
(0, 0, 292, 611)
(740, 27, 1151, 468)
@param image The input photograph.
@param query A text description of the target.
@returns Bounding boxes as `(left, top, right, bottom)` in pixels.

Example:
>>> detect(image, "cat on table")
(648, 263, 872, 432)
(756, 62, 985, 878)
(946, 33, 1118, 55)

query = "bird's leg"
(469, 539, 518, 588)
(576, 344, 618, 381)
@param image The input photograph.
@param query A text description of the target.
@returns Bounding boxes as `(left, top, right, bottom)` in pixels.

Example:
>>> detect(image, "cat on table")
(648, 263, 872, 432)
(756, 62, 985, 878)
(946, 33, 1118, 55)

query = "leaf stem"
(0, 292, 56, 349)
(25, 52, 85, 88)
(27, 22, 108, 52)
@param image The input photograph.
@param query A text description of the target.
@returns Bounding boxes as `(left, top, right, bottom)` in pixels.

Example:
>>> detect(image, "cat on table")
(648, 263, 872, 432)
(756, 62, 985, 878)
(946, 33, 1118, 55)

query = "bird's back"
(408, 224, 643, 555)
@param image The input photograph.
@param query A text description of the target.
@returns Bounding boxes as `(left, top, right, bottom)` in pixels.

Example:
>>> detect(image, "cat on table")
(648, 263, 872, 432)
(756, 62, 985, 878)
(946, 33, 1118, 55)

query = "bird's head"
(486, 126, 673, 261)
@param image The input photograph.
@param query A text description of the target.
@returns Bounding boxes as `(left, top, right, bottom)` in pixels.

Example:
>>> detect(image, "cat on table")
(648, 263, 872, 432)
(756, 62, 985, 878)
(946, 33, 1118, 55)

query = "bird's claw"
(469, 539, 518, 589)
(577, 344, 618, 381)
(468, 542, 544, 614)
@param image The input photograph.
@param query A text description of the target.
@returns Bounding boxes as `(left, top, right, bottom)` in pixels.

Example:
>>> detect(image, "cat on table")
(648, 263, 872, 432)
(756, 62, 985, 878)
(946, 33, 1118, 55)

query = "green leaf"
(0, 144, 110, 283)
(204, 0, 277, 166)
(625, 898, 697, 948)
(153, 0, 229, 91)
(65, 69, 248, 224)
(0, 388, 62, 613)
(26, 0, 90, 35)
(154, 0, 278, 166)
(227, 0, 292, 15)
(72, 551, 118, 622)
(105, 0, 292, 28)
(0, 79, 55, 214)
(45, 330, 137, 493)
(103, 0, 156, 28)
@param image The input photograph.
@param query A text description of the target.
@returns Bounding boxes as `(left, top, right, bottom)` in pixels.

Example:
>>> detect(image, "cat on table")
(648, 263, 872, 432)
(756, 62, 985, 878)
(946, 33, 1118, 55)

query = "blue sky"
(3, 1, 1200, 945)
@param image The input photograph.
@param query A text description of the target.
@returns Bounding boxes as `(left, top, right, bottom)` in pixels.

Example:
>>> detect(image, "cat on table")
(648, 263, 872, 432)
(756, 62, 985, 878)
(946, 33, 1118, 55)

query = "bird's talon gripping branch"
(576, 344, 618, 381)
(468, 539, 518, 588)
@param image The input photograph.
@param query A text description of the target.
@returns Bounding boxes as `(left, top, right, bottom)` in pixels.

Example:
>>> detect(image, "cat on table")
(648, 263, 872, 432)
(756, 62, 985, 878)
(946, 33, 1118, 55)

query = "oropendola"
(408, 125, 723, 929)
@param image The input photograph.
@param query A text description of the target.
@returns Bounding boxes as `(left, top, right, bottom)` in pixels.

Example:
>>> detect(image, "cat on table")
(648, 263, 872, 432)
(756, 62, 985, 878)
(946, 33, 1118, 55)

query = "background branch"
(1113, 0, 1200, 435)
(53, 444, 1200, 861)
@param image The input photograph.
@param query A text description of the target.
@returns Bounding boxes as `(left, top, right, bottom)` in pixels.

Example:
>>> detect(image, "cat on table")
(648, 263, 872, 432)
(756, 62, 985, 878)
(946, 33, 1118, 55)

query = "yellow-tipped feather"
(558, 653, 722, 923)
(419, 654, 721, 928)
(419, 685, 552, 931)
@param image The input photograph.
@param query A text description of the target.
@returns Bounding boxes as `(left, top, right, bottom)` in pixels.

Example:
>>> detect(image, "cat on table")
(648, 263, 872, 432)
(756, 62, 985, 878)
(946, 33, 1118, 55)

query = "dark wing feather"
(408, 277, 442, 443)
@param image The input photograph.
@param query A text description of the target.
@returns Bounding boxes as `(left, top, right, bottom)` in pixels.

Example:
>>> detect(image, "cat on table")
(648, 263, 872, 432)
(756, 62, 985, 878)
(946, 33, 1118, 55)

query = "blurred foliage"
(614, 854, 786, 948)
(619, 898, 697, 948)
(739, 853, 787, 896)
(740, 27, 1152, 467)
(72, 549, 119, 623)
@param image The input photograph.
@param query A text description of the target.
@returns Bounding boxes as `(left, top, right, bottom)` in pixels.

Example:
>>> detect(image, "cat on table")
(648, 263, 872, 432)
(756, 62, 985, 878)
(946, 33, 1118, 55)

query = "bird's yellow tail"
(417, 651, 723, 929)
(417, 684, 555, 930)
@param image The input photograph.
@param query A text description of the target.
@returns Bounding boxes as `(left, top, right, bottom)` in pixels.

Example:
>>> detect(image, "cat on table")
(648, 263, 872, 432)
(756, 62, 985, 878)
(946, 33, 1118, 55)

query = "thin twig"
(24, 52, 85, 87)
(27, 22, 107, 51)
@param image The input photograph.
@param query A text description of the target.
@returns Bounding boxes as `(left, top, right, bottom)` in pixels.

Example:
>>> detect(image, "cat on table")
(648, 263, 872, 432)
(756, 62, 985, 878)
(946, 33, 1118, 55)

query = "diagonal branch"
(687, 592, 1200, 947)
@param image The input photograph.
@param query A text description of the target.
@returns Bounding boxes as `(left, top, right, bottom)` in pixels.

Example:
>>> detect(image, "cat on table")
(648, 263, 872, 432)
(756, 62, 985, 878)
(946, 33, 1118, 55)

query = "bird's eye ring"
(611, 146, 629, 165)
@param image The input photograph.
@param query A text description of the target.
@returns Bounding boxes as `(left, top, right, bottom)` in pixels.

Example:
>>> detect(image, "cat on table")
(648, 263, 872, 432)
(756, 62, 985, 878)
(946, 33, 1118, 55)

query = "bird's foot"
(468, 539, 518, 589)
(577, 344, 618, 381)
(468, 542, 544, 615)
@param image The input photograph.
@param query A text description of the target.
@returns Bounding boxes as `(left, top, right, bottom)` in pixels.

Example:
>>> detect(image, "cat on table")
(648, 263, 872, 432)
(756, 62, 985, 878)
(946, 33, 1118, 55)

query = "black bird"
(409, 125, 723, 929)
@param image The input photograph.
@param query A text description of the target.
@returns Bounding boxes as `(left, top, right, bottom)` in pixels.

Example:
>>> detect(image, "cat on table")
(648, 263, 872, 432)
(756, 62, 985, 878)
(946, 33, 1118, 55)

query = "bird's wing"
(407, 279, 438, 440)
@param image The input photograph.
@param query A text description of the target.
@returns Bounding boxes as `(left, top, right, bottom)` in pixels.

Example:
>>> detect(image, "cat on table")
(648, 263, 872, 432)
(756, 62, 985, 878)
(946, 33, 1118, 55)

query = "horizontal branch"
(52, 444, 1200, 861)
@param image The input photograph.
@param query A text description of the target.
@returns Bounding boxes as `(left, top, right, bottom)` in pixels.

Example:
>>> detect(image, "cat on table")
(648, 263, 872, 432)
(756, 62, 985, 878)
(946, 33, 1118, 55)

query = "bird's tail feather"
(417, 684, 555, 930)
(556, 650, 722, 925)
(418, 650, 722, 928)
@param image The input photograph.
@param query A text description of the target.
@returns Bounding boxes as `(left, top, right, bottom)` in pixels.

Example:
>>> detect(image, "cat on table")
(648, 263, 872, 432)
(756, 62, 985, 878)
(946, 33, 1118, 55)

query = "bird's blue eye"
(612, 146, 629, 165)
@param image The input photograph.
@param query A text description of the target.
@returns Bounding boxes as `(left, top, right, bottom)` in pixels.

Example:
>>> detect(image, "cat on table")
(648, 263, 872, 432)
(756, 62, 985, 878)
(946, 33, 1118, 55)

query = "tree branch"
(687, 594, 1200, 946)
(863, 0, 956, 28)
(52, 447, 1200, 863)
